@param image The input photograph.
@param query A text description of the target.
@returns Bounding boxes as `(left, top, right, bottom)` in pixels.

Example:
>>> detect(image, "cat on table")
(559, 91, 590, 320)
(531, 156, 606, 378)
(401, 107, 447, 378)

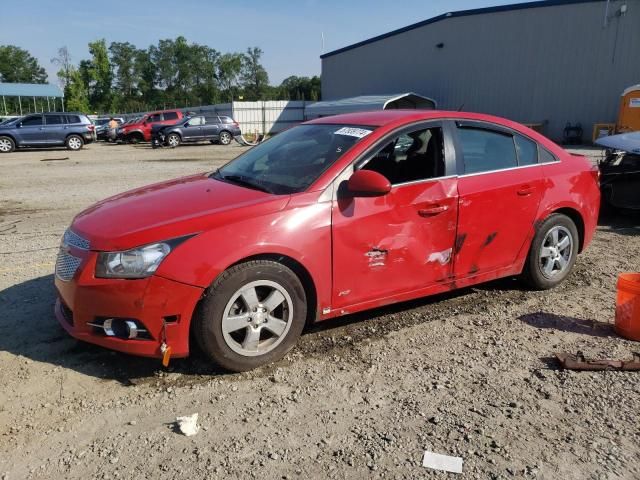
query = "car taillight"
(232, 122, 239, 127)
(591, 165, 601, 184)
(87, 124, 95, 131)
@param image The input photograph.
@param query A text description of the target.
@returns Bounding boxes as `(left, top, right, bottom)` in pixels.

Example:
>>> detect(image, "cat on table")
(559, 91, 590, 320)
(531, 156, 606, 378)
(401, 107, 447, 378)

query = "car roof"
(305, 109, 520, 128)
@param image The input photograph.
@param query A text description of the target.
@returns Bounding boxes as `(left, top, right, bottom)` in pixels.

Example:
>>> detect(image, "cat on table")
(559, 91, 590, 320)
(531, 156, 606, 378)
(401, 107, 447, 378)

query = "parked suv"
(118, 110, 184, 143)
(0, 112, 95, 153)
(152, 115, 241, 148)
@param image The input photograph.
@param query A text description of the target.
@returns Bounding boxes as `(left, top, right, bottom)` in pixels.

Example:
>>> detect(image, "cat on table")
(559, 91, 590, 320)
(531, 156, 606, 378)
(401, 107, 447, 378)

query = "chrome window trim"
(391, 174, 458, 188)
(458, 161, 557, 178)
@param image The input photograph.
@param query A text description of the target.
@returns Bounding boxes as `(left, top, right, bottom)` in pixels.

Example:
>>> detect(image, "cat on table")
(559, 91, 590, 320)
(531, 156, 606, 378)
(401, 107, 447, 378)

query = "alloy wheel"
(221, 280, 293, 357)
(68, 137, 82, 150)
(219, 132, 231, 145)
(539, 225, 573, 278)
(167, 134, 180, 148)
(0, 138, 13, 152)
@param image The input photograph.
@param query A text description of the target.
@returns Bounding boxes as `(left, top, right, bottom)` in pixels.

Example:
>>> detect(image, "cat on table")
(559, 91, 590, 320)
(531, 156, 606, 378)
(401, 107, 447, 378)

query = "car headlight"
(95, 236, 193, 279)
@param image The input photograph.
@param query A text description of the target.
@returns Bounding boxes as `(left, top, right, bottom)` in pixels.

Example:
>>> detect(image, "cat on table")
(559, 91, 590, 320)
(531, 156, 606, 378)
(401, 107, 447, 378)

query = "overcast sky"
(3, 0, 531, 85)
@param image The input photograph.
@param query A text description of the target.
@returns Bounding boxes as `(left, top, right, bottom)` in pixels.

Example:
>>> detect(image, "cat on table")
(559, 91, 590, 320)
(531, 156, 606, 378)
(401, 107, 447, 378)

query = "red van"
(118, 110, 184, 143)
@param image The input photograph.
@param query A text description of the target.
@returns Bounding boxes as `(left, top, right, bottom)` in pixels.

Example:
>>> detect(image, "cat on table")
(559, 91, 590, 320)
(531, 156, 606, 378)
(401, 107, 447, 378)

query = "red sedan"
(54, 110, 600, 371)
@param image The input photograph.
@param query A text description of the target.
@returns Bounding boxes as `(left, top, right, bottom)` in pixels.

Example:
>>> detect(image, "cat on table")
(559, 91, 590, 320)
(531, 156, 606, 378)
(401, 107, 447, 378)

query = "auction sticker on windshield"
(334, 127, 372, 138)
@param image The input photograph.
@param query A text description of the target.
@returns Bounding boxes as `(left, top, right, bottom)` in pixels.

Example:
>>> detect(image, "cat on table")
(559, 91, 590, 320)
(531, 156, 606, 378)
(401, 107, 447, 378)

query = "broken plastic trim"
(555, 352, 640, 371)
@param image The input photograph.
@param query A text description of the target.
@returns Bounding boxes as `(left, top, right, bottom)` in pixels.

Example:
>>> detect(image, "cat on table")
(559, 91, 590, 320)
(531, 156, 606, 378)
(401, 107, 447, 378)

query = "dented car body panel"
(55, 110, 600, 359)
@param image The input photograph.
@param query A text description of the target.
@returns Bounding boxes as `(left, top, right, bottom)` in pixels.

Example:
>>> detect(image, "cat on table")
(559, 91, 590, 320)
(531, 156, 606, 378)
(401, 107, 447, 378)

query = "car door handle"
(517, 186, 534, 196)
(418, 205, 449, 217)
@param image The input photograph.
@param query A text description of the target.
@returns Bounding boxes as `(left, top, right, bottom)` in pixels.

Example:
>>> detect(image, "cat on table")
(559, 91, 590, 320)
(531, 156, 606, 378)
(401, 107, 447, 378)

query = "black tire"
(218, 130, 232, 145)
(151, 139, 160, 149)
(521, 213, 579, 290)
(0, 136, 15, 153)
(194, 260, 307, 372)
(167, 133, 181, 148)
(65, 134, 84, 151)
(127, 133, 142, 144)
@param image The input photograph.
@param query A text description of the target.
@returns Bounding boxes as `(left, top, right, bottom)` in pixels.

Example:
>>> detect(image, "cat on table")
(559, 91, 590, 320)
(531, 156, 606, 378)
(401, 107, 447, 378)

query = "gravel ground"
(0, 142, 639, 480)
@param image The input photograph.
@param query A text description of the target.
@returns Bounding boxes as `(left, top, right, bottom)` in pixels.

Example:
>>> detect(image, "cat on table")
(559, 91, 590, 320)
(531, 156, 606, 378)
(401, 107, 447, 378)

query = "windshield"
(214, 124, 374, 194)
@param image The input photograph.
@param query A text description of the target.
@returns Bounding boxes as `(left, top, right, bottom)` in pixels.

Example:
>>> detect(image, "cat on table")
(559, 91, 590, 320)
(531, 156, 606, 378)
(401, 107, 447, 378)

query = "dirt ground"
(0, 142, 639, 480)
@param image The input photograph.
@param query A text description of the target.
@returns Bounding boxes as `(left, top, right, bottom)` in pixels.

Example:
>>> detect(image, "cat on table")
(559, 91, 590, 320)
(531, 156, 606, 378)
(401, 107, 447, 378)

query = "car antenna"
(457, 103, 465, 111)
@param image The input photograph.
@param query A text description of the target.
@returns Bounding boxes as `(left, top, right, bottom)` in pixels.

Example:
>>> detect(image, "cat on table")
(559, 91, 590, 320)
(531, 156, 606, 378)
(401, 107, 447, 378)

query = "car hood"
(71, 173, 290, 251)
(595, 131, 640, 154)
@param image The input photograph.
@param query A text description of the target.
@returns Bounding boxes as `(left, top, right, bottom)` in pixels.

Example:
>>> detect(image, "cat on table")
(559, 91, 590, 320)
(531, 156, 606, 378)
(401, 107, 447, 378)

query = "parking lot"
(1, 142, 639, 479)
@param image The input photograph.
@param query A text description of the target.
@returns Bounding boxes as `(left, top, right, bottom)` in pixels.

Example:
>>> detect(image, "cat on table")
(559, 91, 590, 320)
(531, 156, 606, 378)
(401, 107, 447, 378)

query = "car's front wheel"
(66, 135, 84, 151)
(218, 131, 232, 145)
(0, 136, 15, 153)
(194, 260, 307, 372)
(522, 213, 579, 290)
(167, 133, 181, 148)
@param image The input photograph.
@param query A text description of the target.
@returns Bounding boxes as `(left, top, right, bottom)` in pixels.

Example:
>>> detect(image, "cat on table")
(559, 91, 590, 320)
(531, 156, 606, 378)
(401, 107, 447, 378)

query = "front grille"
(55, 250, 82, 281)
(63, 229, 90, 250)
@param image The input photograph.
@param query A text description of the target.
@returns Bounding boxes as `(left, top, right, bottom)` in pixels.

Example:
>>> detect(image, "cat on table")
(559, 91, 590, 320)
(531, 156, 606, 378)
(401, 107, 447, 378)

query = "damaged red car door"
(452, 121, 545, 277)
(331, 123, 459, 309)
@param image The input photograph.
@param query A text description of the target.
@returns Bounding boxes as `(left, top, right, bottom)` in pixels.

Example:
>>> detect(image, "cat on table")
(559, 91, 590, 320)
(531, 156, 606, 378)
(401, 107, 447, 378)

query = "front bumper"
(54, 249, 204, 358)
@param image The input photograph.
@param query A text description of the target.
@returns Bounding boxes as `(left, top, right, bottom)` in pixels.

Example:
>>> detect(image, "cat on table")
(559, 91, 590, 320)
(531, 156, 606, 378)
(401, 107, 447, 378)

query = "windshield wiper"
(215, 172, 274, 194)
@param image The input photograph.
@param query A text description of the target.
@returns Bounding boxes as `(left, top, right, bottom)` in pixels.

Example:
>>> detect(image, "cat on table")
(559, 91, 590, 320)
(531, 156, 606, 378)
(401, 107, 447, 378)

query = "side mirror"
(347, 169, 391, 197)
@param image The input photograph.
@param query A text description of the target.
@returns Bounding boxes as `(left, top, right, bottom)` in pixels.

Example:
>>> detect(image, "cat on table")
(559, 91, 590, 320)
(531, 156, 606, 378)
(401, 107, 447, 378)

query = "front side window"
(360, 126, 445, 184)
(458, 127, 517, 174)
(187, 116, 204, 126)
(163, 112, 178, 121)
(215, 124, 373, 194)
(21, 115, 43, 126)
(149, 113, 162, 122)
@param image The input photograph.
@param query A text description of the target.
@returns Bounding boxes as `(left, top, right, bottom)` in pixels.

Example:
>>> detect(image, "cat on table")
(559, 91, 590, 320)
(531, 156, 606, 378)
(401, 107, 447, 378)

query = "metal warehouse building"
(320, 0, 640, 140)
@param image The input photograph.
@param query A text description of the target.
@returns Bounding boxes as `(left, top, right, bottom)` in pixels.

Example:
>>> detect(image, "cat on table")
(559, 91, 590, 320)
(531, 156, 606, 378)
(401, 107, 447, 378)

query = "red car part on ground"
(55, 110, 600, 371)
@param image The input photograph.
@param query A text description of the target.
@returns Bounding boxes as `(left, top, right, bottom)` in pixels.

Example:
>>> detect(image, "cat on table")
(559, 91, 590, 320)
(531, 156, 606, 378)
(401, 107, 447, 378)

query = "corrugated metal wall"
(187, 100, 310, 134)
(321, 0, 640, 140)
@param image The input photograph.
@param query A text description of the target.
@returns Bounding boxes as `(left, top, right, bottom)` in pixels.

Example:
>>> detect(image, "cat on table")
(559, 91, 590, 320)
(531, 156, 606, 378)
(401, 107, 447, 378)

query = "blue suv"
(0, 112, 95, 153)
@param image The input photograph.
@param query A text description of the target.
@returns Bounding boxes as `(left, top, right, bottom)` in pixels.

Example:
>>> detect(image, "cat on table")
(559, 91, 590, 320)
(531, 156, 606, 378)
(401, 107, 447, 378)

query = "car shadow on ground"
(518, 311, 616, 337)
(0, 273, 477, 385)
(598, 208, 640, 236)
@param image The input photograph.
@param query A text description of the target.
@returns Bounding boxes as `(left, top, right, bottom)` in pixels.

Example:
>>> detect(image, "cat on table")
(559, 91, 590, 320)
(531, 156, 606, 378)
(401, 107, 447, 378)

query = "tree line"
(0, 40, 321, 115)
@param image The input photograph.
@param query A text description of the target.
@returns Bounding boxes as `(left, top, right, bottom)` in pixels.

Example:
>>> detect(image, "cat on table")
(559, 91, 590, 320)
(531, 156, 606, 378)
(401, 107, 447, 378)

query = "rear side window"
(163, 112, 178, 121)
(458, 128, 517, 174)
(66, 115, 82, 124)
(21, 115, 43, 126)
(514, 134, 538, 166)
(539, 147, 557, 163)
(222, 117, 235, 124)
(45, 114, 66, 125)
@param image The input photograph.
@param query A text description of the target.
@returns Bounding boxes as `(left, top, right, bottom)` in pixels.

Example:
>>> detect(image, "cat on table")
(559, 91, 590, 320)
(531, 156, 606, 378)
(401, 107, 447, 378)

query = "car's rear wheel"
(219, 130, 232, 145)
(194, 260, 307, 372)
(0, 136, 15, 153)
(66, 135, 84, 151)
(167, 133, 181, 148)
(522, 213, 578, 290)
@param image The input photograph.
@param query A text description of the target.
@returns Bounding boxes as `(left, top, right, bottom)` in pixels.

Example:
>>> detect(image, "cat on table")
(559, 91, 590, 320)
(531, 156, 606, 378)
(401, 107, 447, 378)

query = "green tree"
(0, 45, 47, 83)
(87, 39, 112, 111)
(65, 67, 90, 112)
(279, 75, 321, 101)
(109, 42, 137, 97)
(240, 47, 269, 100)
(217, 53, 243, 102)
